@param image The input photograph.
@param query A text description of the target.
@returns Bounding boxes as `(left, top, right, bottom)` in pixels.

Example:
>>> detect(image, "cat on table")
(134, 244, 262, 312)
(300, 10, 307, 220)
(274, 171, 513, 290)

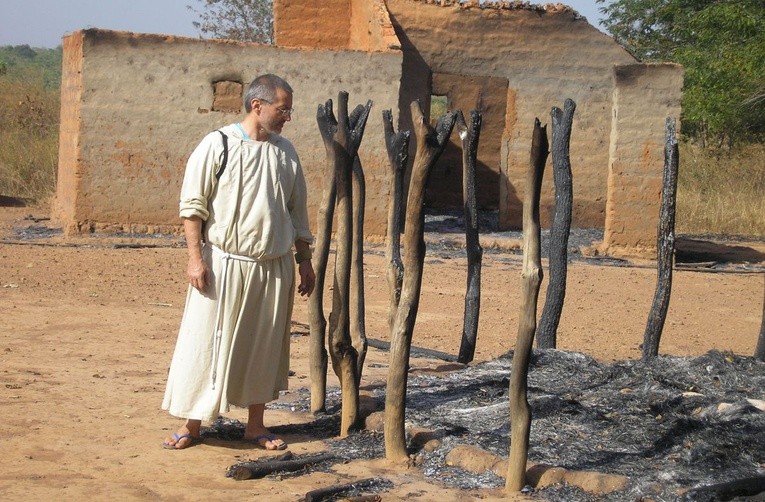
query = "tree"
(597, 0, 765, 145)
(188, 0, 273, 44)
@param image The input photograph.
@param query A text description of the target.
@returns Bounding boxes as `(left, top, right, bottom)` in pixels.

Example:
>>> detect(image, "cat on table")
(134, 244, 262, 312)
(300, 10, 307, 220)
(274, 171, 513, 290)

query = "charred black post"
(642, 117, 679, 359)
(537, 99, 575, 349)
(309, 99, 339, 414)
(351, 154, 368, 375)
(382, 109, 410, 331)
(454, 110, 484, 364)
(326, 92, 373, 436)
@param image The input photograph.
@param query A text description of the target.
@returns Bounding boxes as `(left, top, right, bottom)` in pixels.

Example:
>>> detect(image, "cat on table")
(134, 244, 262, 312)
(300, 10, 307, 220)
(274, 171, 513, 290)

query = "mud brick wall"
(274, 0, 398, 52)
(52, 29, 401, 236)
(603, 63, 684, 256)
(384, 0, 640, 229)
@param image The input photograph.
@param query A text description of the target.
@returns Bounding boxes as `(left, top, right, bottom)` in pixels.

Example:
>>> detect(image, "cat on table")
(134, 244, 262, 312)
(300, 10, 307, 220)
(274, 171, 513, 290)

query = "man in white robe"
(162, 74, 315, 450)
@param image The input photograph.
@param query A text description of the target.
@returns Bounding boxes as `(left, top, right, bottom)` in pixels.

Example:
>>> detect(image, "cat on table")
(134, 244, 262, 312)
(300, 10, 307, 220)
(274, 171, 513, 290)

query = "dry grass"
(676, 142, 765, 238)
(0, 71, 59, 203)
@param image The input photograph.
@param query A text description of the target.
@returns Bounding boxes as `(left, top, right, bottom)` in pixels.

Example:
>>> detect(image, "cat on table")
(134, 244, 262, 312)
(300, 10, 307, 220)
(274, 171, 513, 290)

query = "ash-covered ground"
(212, 349, 765, 501)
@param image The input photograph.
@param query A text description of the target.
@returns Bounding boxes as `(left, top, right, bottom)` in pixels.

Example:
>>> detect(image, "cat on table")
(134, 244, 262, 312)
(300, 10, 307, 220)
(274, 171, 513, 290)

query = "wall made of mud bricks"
(274, 2, 350, 49)
(276, 0, 399, 53)
(52, 29, 401, 236)
(603, 63, 684, 256)
(385, 0, 639, 229)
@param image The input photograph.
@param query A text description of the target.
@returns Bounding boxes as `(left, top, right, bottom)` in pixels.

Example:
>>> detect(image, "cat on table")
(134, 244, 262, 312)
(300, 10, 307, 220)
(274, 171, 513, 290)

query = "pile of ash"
(212, 350, 765, 500)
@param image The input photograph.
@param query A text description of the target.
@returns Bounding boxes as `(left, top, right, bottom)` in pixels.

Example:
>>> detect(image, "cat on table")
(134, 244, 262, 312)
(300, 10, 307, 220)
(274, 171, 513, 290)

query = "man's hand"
(297, 260, 315, 297)
(183, 216, 207, 291)
(188, 256, 209, 291)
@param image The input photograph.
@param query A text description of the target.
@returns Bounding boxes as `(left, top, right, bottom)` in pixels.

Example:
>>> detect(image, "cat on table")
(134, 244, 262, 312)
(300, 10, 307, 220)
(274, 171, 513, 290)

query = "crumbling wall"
(275, 0, 399, 52)
(385, 0, 639, 229)
(603, 63, 684, 256)
(52, 29, 401, 236)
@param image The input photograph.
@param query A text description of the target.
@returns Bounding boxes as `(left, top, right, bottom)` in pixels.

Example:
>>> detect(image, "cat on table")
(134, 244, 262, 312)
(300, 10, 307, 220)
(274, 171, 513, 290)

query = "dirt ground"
(1, 204, 764, 501)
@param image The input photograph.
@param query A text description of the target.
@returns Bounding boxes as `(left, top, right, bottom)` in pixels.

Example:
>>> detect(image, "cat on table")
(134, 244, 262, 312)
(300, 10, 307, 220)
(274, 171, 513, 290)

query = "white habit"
(162, 124, 312, 422)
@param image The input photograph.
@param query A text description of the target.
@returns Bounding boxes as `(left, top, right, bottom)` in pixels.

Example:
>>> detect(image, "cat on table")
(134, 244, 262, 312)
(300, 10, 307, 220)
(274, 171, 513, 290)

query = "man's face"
(257, 87, 293, 136)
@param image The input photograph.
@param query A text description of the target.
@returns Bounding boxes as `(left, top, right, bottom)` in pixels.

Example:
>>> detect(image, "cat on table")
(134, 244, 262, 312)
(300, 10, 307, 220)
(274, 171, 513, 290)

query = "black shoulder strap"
(216, 130, 228, 180)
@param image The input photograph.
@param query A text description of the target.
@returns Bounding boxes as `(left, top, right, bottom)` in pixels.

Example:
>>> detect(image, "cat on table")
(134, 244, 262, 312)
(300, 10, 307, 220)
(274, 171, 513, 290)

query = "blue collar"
(236, 123, 251, 141)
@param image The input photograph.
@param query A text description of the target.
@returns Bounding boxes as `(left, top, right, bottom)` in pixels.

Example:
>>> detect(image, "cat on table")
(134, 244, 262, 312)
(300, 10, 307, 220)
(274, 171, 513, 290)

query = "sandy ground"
(1, 204, 764, 501)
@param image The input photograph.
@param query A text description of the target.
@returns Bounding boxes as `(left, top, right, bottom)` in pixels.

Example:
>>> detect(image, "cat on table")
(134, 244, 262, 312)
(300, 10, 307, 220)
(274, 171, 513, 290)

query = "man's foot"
(163, 426, 202, 450)
(244, 430, 287, 450)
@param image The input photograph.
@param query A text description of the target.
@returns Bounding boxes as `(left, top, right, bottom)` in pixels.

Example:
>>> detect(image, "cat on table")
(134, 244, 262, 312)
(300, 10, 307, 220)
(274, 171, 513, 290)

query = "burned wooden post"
(326, 92, 372, 436)
(754, 274, 765, 361)
(351, 154, 368, 375)
(384, 101, 456, 462)
(313, 93, 372, 433)
(382, 109, 410, 330)
(537, 99, 575, 349)
(456, 110, 484, 364)
(506, 118, 548, 492)
(642, 117, 679, 359)
(309, 99, 339, 414)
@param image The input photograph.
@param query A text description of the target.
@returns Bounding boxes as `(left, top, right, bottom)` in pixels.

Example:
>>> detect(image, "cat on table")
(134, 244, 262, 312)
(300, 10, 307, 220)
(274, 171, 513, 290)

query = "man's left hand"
(297, 260, 316, 297)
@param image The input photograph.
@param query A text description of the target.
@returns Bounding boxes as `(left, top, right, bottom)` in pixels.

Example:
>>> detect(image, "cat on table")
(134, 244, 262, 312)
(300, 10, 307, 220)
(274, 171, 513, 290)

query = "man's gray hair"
(244, 74, 293, 113)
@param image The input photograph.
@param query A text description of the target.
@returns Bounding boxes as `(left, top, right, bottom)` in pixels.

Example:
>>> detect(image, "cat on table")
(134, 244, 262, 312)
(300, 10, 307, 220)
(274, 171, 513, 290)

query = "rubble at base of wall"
(70, 220, 184, 237)
(597, 243, 658, 261)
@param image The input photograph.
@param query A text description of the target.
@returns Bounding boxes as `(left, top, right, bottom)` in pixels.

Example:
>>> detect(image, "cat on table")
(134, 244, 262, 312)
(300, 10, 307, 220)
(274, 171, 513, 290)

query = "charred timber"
(309, 98, 340, 413)
(384, 101, 456, 462)
(506, 118, 547, 492)
(228, 452, 336, 481)
(366, 337, 459, 362)
(303, 477, 387, 502)
(351, 155, 368, 375)
(456, 110, 484, 364)
(326, 92, 372, 436)
(537, 99, 575, 349)
(642, 118, 679, 359)
(382, 109, 410, 331)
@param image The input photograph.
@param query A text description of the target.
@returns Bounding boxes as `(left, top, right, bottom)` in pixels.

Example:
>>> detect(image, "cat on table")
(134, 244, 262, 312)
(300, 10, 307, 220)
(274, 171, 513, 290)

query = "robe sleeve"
(179, 133, 225, 221)
(286, 150, 313, 245)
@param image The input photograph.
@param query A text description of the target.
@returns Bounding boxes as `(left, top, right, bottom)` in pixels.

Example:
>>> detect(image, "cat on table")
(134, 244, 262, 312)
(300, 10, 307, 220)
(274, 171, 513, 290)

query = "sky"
(0, 0, 608, 49)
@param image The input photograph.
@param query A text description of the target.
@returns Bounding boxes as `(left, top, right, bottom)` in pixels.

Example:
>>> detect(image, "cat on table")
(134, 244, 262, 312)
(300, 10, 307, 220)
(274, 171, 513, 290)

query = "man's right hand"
(187, 257, 208, 291)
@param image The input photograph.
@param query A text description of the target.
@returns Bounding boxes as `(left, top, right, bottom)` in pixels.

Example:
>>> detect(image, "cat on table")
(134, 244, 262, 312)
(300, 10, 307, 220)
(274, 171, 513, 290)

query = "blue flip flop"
(162, 432, 202, 450)
(248, 433, 288, 450)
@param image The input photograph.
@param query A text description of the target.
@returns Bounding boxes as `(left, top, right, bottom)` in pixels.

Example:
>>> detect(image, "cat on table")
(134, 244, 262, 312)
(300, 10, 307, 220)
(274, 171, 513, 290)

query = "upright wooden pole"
(384, 101, 456, 461)
(456, 110, 484, 364)
(350, 155, 368, 375)
(506, 118, 548, 491)
(537, 99, 576, 349)
(382, 110, 410, 331)
(315, 93, 373, 436)
(642, 117, 679, 359)
(309, 99, 339, 414)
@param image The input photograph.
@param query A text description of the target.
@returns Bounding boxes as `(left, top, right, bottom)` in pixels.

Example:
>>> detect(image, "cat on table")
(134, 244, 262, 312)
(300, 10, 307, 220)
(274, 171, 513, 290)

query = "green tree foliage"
(0, 45, 62, 89)
(188, 0, 273, 44)
(598, 0, 765, 145)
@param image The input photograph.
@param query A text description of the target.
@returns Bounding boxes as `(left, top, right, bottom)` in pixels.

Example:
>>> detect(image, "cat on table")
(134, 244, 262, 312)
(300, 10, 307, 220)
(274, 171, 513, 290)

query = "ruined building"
(52, 0, 682, 256)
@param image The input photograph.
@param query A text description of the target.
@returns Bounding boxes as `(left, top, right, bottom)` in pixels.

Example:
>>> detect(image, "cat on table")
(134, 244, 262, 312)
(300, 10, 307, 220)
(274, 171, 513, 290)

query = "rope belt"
(208, 244, 259, 389)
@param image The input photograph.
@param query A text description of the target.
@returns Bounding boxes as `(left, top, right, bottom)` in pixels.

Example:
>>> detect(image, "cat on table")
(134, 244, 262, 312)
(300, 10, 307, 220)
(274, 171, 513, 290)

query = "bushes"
(0, 69, 59, 202)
